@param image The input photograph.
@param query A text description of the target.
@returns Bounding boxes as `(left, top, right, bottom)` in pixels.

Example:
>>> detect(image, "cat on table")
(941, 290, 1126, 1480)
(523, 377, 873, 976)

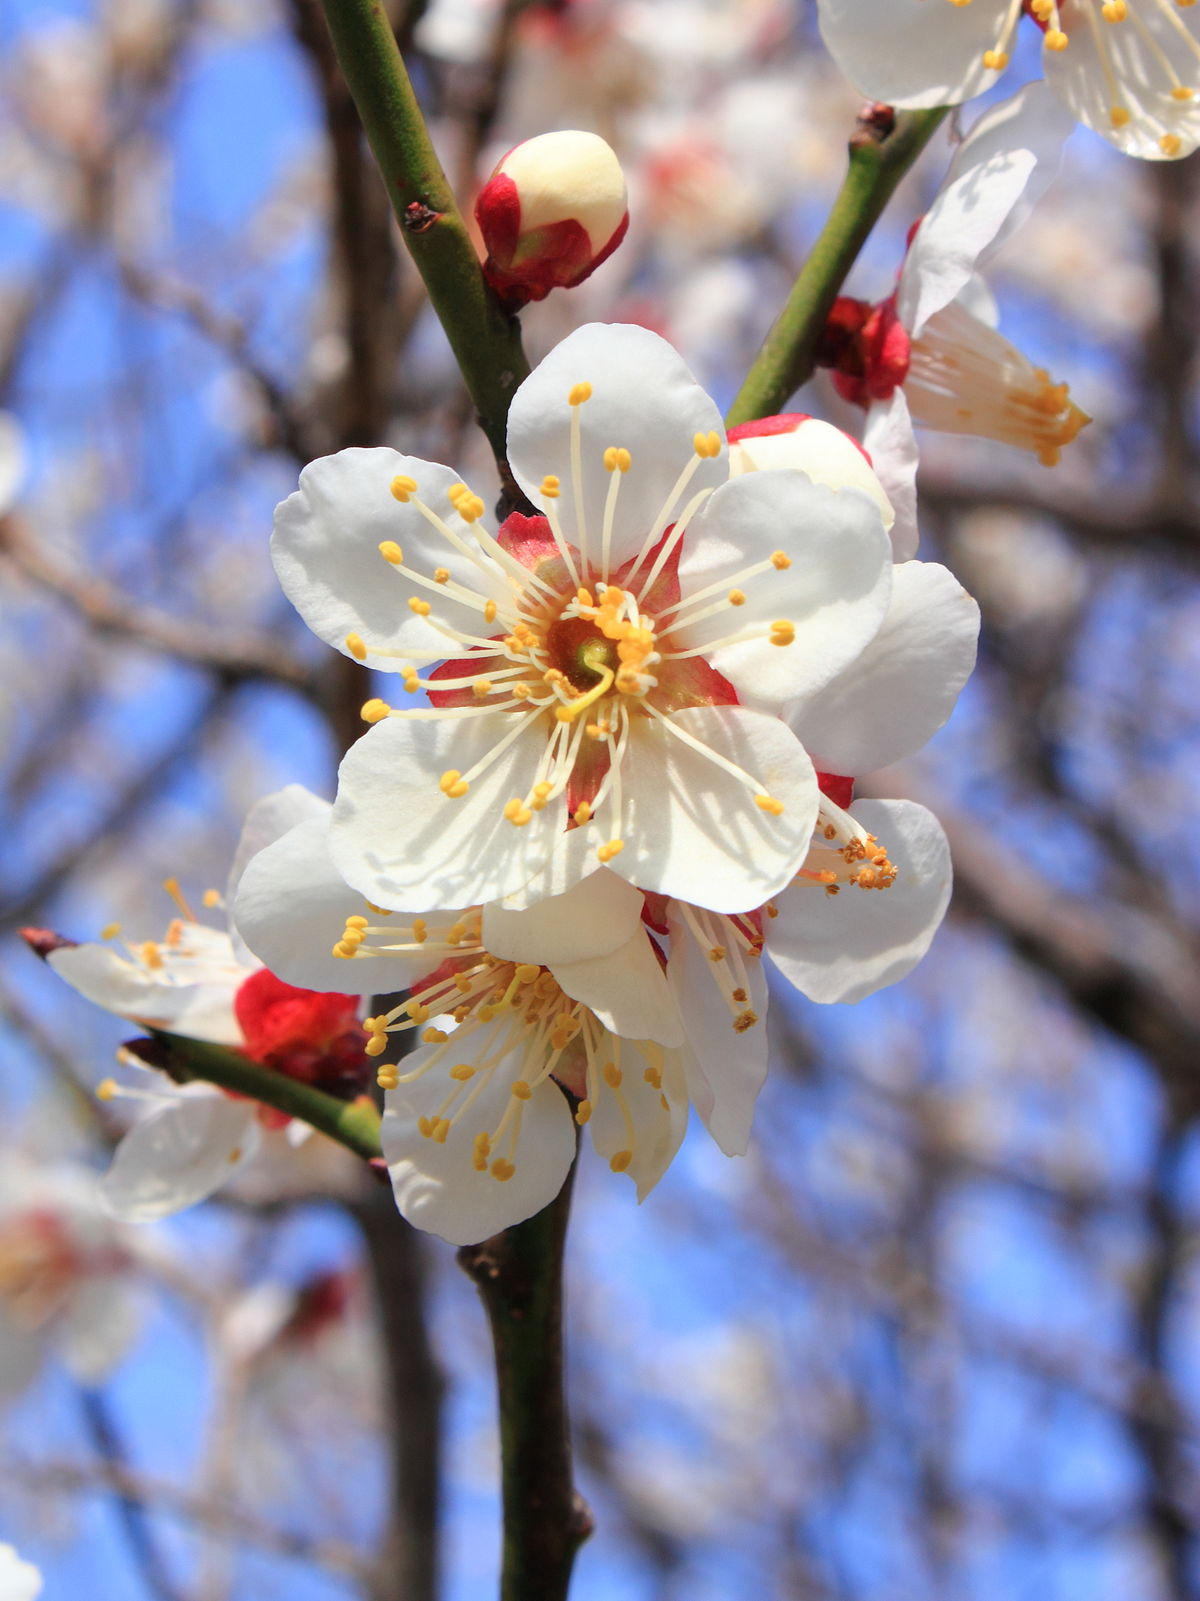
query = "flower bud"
(476, 130, 629, 306)
(727, 413, 896, 537)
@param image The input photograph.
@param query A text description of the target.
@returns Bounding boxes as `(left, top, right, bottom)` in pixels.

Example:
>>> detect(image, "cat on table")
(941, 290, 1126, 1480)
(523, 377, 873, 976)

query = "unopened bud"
(476, 131, 629, 307)
(727, 413, 895, 536)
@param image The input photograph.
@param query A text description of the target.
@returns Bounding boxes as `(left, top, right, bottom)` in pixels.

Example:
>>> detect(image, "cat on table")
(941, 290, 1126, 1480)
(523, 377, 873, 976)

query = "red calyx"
(475, 171, 629, 309)
(818, 295, 911, 408)
(727, 412, 814, 443)
(233, 969, 368, 1098)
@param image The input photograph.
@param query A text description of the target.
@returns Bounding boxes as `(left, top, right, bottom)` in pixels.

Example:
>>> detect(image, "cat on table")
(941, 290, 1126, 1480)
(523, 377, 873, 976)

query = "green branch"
(316, 0, 530, 477)
(144, 1030, 383, 1162)
(726, 107, 949, 427)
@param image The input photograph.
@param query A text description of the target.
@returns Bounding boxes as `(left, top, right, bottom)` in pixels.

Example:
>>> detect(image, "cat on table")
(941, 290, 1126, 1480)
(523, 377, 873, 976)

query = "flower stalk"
(458, 1150, 593, 1601)
(726, 105, 949, 427)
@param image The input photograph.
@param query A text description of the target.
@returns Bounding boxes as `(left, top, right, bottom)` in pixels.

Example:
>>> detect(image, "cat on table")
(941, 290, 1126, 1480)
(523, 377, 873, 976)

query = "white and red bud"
(475, 130, 629, 307)
(727, 412, 896, 535)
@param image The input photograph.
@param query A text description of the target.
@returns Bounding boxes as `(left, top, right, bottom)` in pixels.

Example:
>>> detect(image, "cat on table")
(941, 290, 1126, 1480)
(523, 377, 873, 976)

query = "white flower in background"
(815, 85, 1089, 536)
(273, 321, 896, 918)
(0, 1544, 42, 1601)
(0, 1160, 145, 1396)
(818, 0, 1200, 159)
(24, 789, 369, 1222)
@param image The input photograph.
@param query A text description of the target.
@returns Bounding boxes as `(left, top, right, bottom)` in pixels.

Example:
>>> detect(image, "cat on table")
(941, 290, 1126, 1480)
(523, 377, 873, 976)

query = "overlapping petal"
(554, 933, 684, 1047)
(48, 943, 244, 1044)
(585, 1039, 689, 1199)
(100, 1091, 262, 1222)
(817, 0, 1002, 109)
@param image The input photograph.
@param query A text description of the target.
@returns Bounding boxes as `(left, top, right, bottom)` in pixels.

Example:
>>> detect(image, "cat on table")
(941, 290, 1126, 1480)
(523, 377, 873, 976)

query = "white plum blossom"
(0, 1545, 42, 1601)
(816, 85, 1089, 546)
(272, 322, 898, 919)
(818, 0, 1200, 159)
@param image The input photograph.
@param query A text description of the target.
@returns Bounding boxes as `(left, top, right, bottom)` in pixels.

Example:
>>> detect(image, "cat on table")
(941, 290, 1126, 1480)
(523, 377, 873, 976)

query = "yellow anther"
(769, 621, 795, 647)
(766, 901, 779, 919)
(1102, 0, 1125, 17)
(491, 1158, 516, 1182)
(344, 915, 368, 931)
(733, 1010, 759, 1033)
(366, 901, 392, 915)
(513, 964, 541, 986)
(596, 839, 624, 863)
(708, 946, 726, 962)
(540, 474, 561, 499)
(504, 799, 533, 826)
(96, 1077, 118, 1101)
(433, 567, 450, 585)
(421, 1027, 448, 1044)
(603, 446, 631, 472)
(511, 1080, 533, 1101)
(202, 889, 221, 908)
(339, 928, 364, 949)
(441, 1065, 472, 1084)
(732, 987, 748, 1004)
(573, 802, 592, 825)
(692, 430, 722, 458)
(432, 1119, 451, 1144)
(1171, 85, 1195, 100)
(376, 1065, 401, 1090)
(575, 1100, 592, 1126)
(406, 999, 432, 1022)
(755, 794, 785, 816)
(484, 599, 499, 622)
(227, 1147, 242, 1165)
(1110, 105, 1130, 126)
(417, 1116, 433, 1138)
(643, 1065, 663, 1089)
(345, 632, 367, 661)
(771, 550, 791, 569)
(568, 382, 593, 406)
(1161, 133, 1183, 156)
(408, 596, 431, 616)
(100, 921, 121, 941)
(140, 941, 163, 970)
(361, 697, 391, 723)
(603, 1062, 622, 1088)
(472, 679, 493, 698)
(440, 769, 470, 798)
(378, 540, 404, 564)
(609, 1150, 633, 1173)
(1044, 28, 1068, 47)
(728, 589, 746, 606)
(982, 48, 1008, 68)
(365, 1033, 389, 1057)
(390, 474, 417, 501)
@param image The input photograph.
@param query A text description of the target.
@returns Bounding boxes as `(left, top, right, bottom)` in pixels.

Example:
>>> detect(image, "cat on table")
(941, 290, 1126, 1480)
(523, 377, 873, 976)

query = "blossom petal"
(786, 562, 979, 775)
(599, 705, 819, 914)
(506, 323, 727, 572)
(586, 1039, 689, 1200)
(272, 447, 510, 669)
(1042, 3, 1200, 160)
(101, 1093, 261, 1222)
(862, 392, 920, 560)
(728, 415, 895, 533)
(766, 799, 951, 1004)
(481, 867, 643, 964)
(381, 1046, 576, 1244)
(553, 932, 684, 1047)
(672, 471, 892, 710)
(667, 906, 770, 1156)
(897, 83, 1072, 337)
(48, 944, 243, 1044)
(227, 784, 332, 963)
(816, 0, 1004, 109)
(329, 711, 557, 912)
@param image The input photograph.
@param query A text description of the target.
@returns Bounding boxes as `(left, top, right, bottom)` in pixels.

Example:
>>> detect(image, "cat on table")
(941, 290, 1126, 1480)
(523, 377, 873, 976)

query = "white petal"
(1043, 1, 1200, 160)
(235, 814, 396, 992)
(506, 323, 728, 572)
(553, 932, 684, 1047)
(728, 416, 895, 533)
(673, 471, 892, 709)
(329, 711, 557, 912)
(227, 785, 332, 962)
(862, 392, 921, 561)
(101, 1094, 262, 1222)
(816, 0, 1005, 108)
(766, 798, 952, 1004)
(598, 705, 819, 914)
(0, 1545, 43, 1601)
(586, 1039, 689, 1200)
(482, 867, 643, 965)
(897, 83, 1072, 337)
(786, 562, 979, 775)
(272, 447, 510, 669)
(381, 1045, 576, 1244)
(48, 945, 243, 1045)
(667, 907, 770, 1156)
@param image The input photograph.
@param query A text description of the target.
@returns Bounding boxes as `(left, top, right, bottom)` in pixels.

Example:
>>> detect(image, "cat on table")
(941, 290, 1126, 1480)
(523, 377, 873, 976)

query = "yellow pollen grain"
(708, 946, 726, 962)
(379, 540, 404, 564)
(573, 802, 592, 825)
(367, 901, 392, 916)
(96, 1077, 118, 1101)
(390, 475, 417, 501)
(361, 698, 391, 723)
(1161, 133, 1183, 155)
(1110, 105, 1130, 127)
(421, 1027, 448, 1044)
(643, 1065, 662, 1089)
(1102, 0, 1125, 17)
(1045, 28, 1068, 48)
(100, 921, 121, 940)
(401, 667, 420, 693)
(755, 794, 785, 816)
(203, 889, 221, 908)
(484, 599, 498, 623)
(603, 446, 631, 472)
(433, 567, 451, 585)
(609, 1150, 633, 1173)
(514, 964, 541, 985)
(450, 1065, 475, 1081)
(504, 799, 533, 826)
(365, 1034, 389, 1057)
(769, 621, 795, 647)
(376, 1065, 401, 1089)
(1172, 85, 1195, 100)
(693, 430, 722, 458)
(733, 1010, 759, 1033)
(568, 382, 593, 406)
(597, 839, 624, 863)
(540, 474, 561, 499)
(345, 632, 367, 661)
(345, 914, 368, 930)
(982, 48, 1008, 68)
(728, 589, 746, 606)
(771, 550, 791, 569)
(511, 1081, 533, 1101)
(141, 941, 163, 970)
(408, 597, 432, 616)
(603, 1061, 622, 1088)
(575, 1100, 592, 1125)
(491, 1158, 516, 1182)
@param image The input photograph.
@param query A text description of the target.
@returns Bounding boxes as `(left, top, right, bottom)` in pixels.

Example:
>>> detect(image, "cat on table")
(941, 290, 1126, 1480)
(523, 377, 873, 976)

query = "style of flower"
(817, 0, 1200, 159)
(813, 85, 1089, 549)
(0, 1158, 146, 1396)
(23, 788, 370, 1221)
(273, 322, 897, 919)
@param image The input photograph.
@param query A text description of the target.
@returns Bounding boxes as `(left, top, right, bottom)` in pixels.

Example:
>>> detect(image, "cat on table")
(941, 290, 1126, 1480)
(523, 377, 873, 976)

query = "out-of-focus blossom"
(272, 321, 898, 917)
(0, 1160, 145, 1395)
(0, 1544, 42, 1601)
(817, 0, 1200, 159)
(0, 414, 27, 516)
(476, 131, 629, 305)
